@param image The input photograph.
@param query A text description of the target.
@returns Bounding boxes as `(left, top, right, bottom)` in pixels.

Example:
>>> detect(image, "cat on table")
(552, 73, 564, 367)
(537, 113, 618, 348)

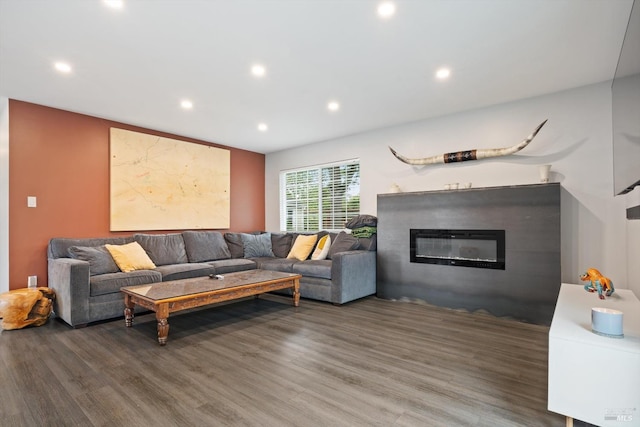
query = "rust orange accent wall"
(9, 100, 265, 290)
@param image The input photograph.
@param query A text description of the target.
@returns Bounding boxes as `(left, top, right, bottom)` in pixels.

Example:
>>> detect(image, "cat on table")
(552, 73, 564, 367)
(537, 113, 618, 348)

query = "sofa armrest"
(330, 250, 376, 304)
(48, 258, 91, 327)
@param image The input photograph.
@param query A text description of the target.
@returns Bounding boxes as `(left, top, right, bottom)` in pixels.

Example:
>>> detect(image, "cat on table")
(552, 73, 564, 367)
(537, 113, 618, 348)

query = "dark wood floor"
(1, 294, 567, 426)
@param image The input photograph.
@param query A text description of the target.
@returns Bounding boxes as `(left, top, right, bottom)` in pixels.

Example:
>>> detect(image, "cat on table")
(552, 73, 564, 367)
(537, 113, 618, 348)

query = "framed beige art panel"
(110, 128, 230, 231)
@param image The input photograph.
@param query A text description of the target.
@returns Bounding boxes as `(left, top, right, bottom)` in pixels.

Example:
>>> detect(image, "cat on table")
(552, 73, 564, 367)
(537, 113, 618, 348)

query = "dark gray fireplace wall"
(376, 183, 561, 325)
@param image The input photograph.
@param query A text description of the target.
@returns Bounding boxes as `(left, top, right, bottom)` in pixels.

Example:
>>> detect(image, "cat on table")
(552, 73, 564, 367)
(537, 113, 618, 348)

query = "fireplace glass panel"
(410, 229, 505, 269)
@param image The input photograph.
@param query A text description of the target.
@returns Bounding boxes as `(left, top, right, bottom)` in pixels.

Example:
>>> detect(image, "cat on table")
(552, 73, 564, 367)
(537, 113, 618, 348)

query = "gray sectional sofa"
(47, 230, 376, 327)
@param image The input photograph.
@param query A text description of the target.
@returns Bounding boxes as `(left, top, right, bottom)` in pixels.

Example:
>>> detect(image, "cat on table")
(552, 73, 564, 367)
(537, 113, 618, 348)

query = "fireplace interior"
(410, 229, 505, 269)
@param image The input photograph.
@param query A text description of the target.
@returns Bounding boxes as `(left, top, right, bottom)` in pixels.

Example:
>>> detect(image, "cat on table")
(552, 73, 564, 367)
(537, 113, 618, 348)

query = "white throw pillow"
(311, 235, 331, 260)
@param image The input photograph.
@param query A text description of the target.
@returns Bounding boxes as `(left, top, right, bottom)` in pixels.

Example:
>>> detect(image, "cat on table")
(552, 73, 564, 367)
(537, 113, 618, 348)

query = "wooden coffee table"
(121, 269, 301, 345)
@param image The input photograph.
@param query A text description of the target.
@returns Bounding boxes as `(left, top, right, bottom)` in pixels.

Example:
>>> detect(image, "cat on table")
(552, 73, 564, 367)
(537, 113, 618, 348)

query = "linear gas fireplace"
(410, 229, 505, 270)
(378, 185, 560, 324)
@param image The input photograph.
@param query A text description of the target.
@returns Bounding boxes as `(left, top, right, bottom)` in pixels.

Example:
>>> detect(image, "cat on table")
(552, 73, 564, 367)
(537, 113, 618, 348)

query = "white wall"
(0, 97, 8, 293)
(266, 82, 639, 293)
(625, 189, 640, 296)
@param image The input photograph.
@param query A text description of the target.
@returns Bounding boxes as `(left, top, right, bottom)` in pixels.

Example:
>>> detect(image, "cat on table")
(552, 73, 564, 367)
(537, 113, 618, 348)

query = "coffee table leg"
(293, 279, 300, 307)
(156, 303, 170, 346)
(124, 295, 134, 327)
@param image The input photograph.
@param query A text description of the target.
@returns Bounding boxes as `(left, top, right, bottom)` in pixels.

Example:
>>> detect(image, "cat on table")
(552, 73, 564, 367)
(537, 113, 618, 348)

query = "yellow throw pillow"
(311, 235, 331, 260)
(105, 242, 156, 272)
(287, 234, 318, 261)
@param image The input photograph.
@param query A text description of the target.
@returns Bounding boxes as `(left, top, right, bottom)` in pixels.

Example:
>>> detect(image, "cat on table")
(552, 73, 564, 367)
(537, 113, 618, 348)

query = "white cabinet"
(548, 283, 640, 426)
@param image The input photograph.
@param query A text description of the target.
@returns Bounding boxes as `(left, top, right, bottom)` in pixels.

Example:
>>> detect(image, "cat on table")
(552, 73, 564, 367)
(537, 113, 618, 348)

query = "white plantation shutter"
(280, 160, 360, 232)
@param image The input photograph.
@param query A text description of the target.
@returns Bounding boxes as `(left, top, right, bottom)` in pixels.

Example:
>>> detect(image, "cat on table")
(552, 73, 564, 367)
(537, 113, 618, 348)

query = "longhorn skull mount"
(389, 120, 548, 166)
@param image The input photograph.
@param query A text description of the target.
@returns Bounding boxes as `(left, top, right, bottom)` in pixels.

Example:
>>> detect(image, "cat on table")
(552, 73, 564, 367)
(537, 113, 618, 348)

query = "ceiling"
(0, 0, 634, 154)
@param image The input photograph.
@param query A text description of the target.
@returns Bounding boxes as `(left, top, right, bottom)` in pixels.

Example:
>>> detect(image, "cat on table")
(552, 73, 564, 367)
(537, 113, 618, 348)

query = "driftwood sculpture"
(389, 120, 548, 165)
(0, 287, 55, 330)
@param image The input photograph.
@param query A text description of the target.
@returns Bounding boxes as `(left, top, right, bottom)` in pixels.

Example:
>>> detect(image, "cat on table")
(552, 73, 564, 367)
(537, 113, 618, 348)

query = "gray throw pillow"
(271, 233, 293, 258)
(241, 233, 275, 258)
(133, 233, 188, 266)
(327, 231, 360, 259)
(68, 245, 120, 276)
(224, 233, 245, 258)
(182, 231, 231, 262)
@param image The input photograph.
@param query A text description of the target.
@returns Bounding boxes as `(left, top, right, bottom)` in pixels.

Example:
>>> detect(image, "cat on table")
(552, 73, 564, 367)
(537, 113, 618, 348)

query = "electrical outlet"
(28, 275, 37, 288)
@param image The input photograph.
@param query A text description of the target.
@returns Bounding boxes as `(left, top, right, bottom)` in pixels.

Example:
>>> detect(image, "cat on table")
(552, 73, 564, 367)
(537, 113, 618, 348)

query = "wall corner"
(0, 97, 9, 293)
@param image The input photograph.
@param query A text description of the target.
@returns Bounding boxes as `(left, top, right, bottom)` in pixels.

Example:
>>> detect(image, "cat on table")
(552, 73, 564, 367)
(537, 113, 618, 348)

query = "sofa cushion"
(208, 258, 256, 274)
(224, 233, 245, 258)
(253, 257, 298, 273)
(105, 242, 157, 272)
(134, 233, 188, 266)
(271, 233, 293, 258)
(241, 233, 275, 258)
(327, 231, 360, 259)
(182, 231, 231, 262)
(311, 235, 331, 261)
(154, 263, 216, 281)
(68, 245, 120, 276)
(48, 236, 134, 259)
(287, 234, 318, 261)
(292, 230, 328, 243)
(357, 234, 377, 251)
(90, 270, 162, 297)
(293, 260, 332, 280)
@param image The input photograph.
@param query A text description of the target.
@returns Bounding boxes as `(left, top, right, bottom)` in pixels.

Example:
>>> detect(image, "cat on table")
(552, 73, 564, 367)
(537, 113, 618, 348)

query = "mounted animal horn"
(389, 120, 548, 166)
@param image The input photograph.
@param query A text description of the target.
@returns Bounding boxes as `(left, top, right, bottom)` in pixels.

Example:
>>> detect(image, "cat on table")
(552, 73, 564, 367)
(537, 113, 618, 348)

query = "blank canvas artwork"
(110, 128, 230, 231)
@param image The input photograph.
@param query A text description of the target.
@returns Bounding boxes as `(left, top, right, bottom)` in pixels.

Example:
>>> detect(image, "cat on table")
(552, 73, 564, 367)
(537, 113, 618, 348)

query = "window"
(280, 160, 360, 232)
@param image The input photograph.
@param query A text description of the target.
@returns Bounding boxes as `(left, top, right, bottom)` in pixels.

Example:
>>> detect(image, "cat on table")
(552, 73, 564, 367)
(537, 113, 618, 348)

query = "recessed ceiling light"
(436, 68, 451, 79)
(54, 61, 72, 73)
(327, 101, 340, 112)
(377, 2, 396, 18)
(103, 0, 124, 9)
(180, 99, 193, 109)
(251, 64, 266, 78)
(258, 123, 268, 132)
